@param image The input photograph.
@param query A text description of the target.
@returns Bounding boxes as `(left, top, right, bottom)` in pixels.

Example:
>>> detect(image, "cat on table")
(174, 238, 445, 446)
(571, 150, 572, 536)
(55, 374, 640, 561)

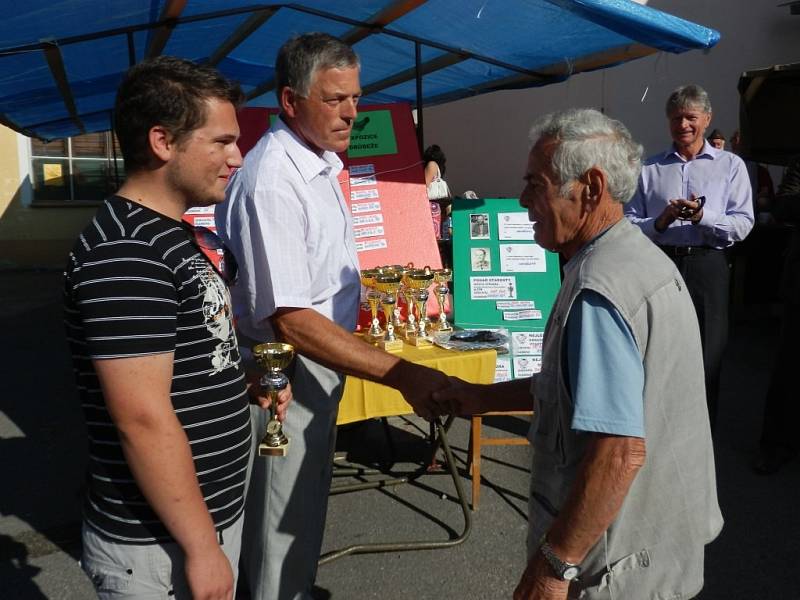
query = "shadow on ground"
(2, 270, 798, 599)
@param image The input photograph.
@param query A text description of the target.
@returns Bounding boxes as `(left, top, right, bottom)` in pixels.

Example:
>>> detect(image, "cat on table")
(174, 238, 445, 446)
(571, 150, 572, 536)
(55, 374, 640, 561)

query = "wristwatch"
(539, 536, 581, 581)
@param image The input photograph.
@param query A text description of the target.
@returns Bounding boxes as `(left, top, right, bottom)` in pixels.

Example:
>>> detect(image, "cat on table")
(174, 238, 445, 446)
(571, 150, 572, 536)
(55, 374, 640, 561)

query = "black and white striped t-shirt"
(64, 195, 251, 543)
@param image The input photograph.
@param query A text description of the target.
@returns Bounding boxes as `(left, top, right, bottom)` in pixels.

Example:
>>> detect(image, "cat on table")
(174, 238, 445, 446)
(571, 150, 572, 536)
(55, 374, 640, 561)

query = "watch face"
(563, 566, 580, 581)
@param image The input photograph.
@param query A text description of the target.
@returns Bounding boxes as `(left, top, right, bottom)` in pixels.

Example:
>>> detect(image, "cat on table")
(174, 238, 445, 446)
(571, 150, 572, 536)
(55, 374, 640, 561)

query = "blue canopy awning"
(0, 0, 719, 140)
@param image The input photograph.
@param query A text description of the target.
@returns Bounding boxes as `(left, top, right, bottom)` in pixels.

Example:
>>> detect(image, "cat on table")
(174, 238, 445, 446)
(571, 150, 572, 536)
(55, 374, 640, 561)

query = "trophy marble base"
(406, 334, 434, 348)
(363, 333, 385, 345)
(259, 439, 289, 457)
(378, 338, 404, 353)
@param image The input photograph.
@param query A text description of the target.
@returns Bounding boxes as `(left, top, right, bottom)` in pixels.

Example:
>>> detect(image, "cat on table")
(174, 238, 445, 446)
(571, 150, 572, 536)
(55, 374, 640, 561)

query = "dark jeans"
(664, 248, 729, 430)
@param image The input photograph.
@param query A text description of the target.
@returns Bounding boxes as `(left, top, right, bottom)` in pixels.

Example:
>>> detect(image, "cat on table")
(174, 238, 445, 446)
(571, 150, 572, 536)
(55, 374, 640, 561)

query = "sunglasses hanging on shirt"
(185, 224, 239, 285)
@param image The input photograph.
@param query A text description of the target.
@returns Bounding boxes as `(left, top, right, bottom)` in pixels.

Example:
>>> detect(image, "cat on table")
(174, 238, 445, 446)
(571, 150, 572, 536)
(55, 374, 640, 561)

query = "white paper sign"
(185, 206, 215, 215)
(513, 356, 541, 378)
(497, 212, 535, 240)
(352, 213, 384, 226)
(351, 188, 380, 201)
(494, 357, 512, 382)
(499, 244, 546, 273)
(350, 164, 375, 176)
(351, 201, 381, 214)
(512, 331, 543, 355)
(350, 174, 377, 187)
(355, 239, 388, 252)
(503, 309, 542, 321)
(496, 300, 535, 310)
(469, 276, 518, 300)
(353, 225, 385, 239)
(192, 216, 215, 228)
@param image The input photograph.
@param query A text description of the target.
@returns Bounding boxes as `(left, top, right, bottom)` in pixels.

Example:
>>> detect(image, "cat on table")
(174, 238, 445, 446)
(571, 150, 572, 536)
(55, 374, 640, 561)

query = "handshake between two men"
(395, 366, 534, 421)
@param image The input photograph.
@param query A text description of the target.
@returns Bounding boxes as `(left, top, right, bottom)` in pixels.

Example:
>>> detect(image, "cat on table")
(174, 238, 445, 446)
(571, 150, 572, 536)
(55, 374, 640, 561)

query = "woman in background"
(424, 144, 450, 202)
(423, 144, 451, 242)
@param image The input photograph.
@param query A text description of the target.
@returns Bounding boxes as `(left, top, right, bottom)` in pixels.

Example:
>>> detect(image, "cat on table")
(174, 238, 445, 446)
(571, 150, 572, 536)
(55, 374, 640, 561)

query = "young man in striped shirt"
(64, 56, 287, 600)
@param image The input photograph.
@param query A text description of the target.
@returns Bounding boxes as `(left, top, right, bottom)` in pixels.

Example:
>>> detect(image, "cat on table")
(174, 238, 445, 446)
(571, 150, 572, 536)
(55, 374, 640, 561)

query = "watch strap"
(539, 536, 581, 581)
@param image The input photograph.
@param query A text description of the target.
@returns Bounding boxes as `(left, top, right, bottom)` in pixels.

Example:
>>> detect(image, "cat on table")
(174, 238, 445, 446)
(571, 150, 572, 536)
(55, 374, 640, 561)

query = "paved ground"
(1, 269, 798, 599)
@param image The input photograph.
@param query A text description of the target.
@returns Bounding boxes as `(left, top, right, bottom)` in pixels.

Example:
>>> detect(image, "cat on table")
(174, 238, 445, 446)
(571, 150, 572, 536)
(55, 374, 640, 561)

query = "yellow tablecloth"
(337, 343, 497, 425)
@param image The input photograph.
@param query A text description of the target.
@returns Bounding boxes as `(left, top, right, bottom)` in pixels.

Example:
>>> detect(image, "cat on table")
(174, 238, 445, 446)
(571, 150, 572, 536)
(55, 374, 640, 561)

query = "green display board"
(269, 109, 398, 158)
(452, 198, 561, 381)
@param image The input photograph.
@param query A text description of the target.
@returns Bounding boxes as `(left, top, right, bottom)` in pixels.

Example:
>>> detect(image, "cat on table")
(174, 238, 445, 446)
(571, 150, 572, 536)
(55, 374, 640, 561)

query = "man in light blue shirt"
(625, 84, 753, 429)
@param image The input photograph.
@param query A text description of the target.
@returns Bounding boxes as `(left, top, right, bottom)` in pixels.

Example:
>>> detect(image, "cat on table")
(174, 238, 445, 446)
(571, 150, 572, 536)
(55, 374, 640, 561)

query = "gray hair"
(275, 32, 359, 99)
(528, 108, 643, 204)
(665, 84, 712, 115)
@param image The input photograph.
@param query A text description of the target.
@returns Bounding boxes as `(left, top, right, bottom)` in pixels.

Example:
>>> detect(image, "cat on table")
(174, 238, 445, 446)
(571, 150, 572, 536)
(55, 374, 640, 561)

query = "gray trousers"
(242, 355, 344, 600)
(81, 512, 243, 599)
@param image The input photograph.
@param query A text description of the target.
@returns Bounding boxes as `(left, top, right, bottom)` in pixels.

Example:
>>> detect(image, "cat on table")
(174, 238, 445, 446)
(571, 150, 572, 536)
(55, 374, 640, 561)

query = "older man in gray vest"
(436, 108, 722, 600)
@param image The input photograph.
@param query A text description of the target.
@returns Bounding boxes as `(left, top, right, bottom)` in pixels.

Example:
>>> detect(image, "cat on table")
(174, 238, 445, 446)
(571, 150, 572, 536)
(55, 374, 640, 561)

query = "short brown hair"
(114, 56, 244, 172)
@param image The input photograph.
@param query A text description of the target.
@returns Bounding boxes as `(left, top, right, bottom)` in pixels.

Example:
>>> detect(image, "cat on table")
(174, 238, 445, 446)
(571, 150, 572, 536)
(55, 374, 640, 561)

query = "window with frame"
(30, 131, 125, 203)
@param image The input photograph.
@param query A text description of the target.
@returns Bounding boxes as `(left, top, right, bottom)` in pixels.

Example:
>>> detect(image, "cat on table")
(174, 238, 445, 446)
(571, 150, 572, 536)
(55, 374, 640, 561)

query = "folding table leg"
(318, 417, 473, 565)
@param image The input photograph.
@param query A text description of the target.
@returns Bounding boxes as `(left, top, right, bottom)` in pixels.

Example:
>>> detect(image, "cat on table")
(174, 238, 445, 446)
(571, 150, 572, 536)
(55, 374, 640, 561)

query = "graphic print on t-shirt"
(192, 257, 238, 373)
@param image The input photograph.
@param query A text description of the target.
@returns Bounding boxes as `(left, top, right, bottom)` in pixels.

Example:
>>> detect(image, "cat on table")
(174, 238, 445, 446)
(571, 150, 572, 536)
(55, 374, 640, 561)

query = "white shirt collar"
(668, 139, 718, 162)
(272, 116, 343, 183)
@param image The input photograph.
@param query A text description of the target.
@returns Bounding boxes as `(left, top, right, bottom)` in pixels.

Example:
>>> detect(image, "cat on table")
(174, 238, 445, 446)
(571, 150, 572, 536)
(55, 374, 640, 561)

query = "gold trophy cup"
(432, 268, 453, 332)
(360, 269, 385, 343)
(375, 272, 404, 353)
(399, 269, 418, 339)
(253, 342, 294, 457)
(404, 267, 435, 348)
(386, 265, 406, 331)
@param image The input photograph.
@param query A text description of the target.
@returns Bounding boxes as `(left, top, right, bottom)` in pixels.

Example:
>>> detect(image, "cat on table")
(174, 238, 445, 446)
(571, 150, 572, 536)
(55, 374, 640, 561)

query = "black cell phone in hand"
(678, 195, 706, 219)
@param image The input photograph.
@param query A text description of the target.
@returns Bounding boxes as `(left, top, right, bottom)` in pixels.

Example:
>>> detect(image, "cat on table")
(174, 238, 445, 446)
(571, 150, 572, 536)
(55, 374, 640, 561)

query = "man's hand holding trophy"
(253, 342, 295, 457)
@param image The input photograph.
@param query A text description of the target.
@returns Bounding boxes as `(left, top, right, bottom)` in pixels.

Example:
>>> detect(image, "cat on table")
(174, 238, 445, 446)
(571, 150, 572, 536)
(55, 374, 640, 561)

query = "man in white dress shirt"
(216, 33, 449, 600)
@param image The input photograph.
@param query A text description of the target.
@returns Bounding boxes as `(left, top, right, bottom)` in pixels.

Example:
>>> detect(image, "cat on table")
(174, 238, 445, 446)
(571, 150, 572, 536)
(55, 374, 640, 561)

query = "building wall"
(0, 126, 94, 269)
(423, 1, 799, 198)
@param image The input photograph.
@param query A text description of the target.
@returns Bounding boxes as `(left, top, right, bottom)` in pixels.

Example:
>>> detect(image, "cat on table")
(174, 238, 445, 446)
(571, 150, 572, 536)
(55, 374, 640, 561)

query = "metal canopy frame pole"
(110, 112, 120, 190)
(126, 31, 136, 67)
(415, 40, 424, 157)
(41, 41, 85, 134)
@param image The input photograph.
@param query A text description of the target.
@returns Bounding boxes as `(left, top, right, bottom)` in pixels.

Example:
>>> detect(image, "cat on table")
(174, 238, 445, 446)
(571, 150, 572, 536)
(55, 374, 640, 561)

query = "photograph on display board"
(469, 213, 490, 239)
(471, 247, 492, 272)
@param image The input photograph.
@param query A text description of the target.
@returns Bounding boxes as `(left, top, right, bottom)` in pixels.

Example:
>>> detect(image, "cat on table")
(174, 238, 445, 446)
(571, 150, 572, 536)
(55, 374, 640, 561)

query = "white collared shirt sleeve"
(695, 153, 754, 244)
(216, 122, 361, 342)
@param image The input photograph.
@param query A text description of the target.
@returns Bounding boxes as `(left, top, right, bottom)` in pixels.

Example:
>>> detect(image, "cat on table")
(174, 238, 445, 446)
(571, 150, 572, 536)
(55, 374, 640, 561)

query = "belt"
(658, 245, 718, 257)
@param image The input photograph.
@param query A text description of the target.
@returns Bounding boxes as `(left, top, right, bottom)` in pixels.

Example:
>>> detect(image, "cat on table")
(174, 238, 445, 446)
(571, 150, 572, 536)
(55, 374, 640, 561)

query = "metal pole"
(415, 41, 424, 157)
(127, 31, 136, 66)
(110, 112, 120, 190)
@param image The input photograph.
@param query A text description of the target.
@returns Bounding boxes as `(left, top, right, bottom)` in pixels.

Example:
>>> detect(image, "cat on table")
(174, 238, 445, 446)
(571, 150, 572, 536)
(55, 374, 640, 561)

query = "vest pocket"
(594, 548, 651, 595)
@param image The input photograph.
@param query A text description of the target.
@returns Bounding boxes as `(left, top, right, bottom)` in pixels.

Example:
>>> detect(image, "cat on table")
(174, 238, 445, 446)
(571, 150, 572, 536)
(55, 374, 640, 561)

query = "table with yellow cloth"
(338, 342, 498, 425)
(321, 341, 497, 565)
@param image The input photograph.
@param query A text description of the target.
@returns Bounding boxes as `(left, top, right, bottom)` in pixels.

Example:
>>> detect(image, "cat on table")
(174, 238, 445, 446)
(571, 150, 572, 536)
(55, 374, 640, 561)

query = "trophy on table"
(404, 267, 435, 348)
(253, 342, 294, 457)
(384, 264, 406, 331)
(399, 268, 418, 340)
(432, 268, 453, 332)
(375, 271, 404, 352)
(360, 269, 385, 343)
